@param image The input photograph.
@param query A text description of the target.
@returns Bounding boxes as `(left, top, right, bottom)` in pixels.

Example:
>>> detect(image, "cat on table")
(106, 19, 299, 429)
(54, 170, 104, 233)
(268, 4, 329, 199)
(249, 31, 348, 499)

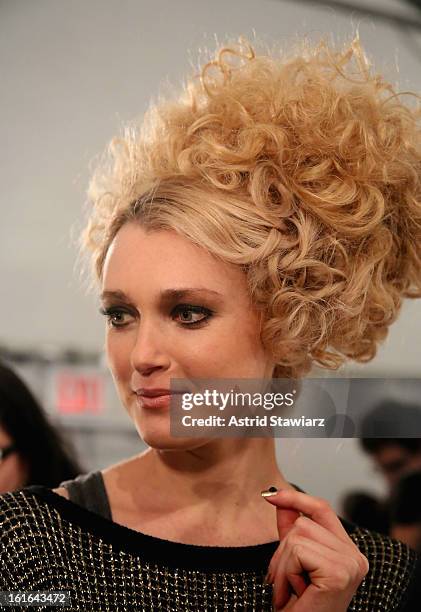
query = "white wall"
(2, 0, 421, 510)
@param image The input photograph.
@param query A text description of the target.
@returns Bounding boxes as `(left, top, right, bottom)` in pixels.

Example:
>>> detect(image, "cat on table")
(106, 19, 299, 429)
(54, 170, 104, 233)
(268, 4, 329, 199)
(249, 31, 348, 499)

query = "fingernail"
(261, 486, 279, 498)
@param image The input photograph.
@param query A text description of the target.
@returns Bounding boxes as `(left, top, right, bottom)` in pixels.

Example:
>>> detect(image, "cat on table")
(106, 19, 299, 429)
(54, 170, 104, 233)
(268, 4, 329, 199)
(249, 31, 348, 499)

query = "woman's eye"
(100, 308, 133, 328)
(173, 305, 212, 326)
(99, 305, 212, 329)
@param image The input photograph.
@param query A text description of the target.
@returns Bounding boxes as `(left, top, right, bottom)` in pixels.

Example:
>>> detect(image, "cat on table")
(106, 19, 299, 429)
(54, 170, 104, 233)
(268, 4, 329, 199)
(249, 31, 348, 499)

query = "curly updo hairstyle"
(83, 36, 421, 380)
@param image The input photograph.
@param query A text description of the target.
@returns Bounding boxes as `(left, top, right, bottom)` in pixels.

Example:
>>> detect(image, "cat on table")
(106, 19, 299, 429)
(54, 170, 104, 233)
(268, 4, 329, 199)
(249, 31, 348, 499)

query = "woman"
(1, 36, 420, 611)
(0, 361, 83, 493)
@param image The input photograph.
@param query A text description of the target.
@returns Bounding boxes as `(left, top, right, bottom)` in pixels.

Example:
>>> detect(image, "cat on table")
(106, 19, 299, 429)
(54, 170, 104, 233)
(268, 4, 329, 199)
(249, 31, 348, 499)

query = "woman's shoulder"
(0, 469, 110, 529)
(0, 486, 60, 537)
(0, 487, 56, 587)
(0, 484, 81, 551)
(0, 484, 107, 578)
(53, 486, 69, 499)
(341, 518, 421, 611)
(0, 485, 43, 520)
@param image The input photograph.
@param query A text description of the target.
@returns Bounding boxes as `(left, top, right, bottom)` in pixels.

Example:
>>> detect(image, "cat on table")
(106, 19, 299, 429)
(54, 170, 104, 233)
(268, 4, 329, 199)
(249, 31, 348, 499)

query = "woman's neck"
(110, 439, 293, 518)
(102, 439, 297, 545)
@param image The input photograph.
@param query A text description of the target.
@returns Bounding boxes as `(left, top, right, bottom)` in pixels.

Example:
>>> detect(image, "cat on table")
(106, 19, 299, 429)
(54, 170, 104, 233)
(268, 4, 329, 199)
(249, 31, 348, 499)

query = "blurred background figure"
(341, 400, 421, 548)
(389, 470, 421, 554)
(0, 361, 83, 494)
(361, 437, 421, 491)
(342, 491, 389, 534)
(359, 399, 421, 491)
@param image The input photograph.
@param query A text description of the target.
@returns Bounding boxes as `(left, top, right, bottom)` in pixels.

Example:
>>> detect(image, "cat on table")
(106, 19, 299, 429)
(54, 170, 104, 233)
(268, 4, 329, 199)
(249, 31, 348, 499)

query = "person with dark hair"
(342, 403, 421, 546)
(0, 361, 84, 493)
(359, 399, 421, 489)
(361, 438, 421, 488)
(360, 436, 421, 490)
(389, 470, 421, 553)
(341, 491, 390, 535)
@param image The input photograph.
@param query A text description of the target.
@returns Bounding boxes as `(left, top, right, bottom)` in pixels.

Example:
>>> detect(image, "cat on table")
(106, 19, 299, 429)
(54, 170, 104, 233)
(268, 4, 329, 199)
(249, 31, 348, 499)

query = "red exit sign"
(56, 371, 105, 414)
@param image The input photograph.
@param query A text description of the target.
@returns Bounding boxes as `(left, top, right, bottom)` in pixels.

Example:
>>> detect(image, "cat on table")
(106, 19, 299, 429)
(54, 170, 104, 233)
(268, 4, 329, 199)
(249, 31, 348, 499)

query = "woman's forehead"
(102, 222, 247, 296)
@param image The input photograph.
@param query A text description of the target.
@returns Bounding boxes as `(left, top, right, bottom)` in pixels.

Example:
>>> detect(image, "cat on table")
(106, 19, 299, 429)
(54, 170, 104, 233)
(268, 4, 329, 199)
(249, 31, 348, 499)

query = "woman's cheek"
(106, 332, 132, 383)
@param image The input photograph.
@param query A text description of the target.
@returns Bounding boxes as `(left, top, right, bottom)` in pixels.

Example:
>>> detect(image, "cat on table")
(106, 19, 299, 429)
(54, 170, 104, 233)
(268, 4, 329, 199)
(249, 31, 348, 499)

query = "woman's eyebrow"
(159, 288, 223, 301)
(100, 288, 223, 304)
(100, 290, 132, 303)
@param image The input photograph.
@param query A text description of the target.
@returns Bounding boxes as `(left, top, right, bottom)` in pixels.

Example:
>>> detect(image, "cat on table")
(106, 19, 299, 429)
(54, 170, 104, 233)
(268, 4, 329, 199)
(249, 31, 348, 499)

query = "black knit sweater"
(1, 486, 420, 611)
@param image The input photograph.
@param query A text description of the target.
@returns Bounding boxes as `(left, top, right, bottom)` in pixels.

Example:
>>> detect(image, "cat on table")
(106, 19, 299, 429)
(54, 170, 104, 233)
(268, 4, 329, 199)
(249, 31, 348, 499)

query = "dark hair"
(0, 361, 83, 488)
(359, 399, 421, 453)
(342, 491, 389, 534)
(360, 437, 421, 455)
(389, 471, 421, 525)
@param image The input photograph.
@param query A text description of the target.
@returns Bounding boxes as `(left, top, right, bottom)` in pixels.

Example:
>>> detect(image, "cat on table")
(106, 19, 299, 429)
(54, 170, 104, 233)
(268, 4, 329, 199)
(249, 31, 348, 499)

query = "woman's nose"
(129, 321, 170, 374)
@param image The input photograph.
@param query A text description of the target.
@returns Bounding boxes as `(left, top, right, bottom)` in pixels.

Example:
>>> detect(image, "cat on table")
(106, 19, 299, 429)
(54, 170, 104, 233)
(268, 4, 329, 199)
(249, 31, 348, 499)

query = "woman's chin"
(135, 425, 211, 451)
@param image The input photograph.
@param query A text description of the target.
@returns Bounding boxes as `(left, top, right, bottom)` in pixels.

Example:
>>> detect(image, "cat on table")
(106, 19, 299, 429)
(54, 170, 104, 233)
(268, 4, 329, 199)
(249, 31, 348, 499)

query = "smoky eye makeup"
(99, 305, 137, 328)
(170, 303, 214, 327)
(98, 302, 215, 329)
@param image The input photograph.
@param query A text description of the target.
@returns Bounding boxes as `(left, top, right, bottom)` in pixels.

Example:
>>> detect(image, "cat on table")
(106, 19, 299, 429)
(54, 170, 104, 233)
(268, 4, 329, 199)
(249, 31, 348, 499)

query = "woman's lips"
(136, 393, 173, 409)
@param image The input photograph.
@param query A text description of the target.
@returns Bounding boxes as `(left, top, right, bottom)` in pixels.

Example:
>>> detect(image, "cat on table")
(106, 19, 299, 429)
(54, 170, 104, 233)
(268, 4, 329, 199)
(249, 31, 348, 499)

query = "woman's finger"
(284, 515, 359, 555)
(278, 592, 298, 611)
(263, 489, 351, 544)
(272, 536, 364, 611)
(271, 535, 329, 609)
(265, 514, 361, 585)
(275, 506, 301, 541)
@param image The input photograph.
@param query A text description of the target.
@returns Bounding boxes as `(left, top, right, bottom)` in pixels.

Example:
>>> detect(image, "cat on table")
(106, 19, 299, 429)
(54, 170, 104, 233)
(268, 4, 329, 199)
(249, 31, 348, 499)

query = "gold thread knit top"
(0, 486, 420, 611)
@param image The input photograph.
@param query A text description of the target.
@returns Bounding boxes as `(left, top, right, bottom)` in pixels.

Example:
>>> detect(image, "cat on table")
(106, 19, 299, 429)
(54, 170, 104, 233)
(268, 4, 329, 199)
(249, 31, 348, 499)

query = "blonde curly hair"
(83, 36, 421, 380)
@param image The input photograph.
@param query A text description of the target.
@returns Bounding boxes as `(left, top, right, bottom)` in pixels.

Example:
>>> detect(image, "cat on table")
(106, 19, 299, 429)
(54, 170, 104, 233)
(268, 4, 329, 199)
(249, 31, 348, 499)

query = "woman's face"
(101, 221, 275, 450)
(0, 424, 28, 494)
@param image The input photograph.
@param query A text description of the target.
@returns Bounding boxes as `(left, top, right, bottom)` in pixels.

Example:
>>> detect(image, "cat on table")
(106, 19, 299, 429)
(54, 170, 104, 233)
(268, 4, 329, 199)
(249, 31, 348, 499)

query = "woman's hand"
(262, 489, 369, 612)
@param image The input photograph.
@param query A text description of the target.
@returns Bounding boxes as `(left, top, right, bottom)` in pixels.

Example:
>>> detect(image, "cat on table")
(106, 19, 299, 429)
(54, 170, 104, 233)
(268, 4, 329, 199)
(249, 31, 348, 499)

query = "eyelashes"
(99, 307, 131, 328)
(99, 304, 214, 329)
(172, 304, 213, 327)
